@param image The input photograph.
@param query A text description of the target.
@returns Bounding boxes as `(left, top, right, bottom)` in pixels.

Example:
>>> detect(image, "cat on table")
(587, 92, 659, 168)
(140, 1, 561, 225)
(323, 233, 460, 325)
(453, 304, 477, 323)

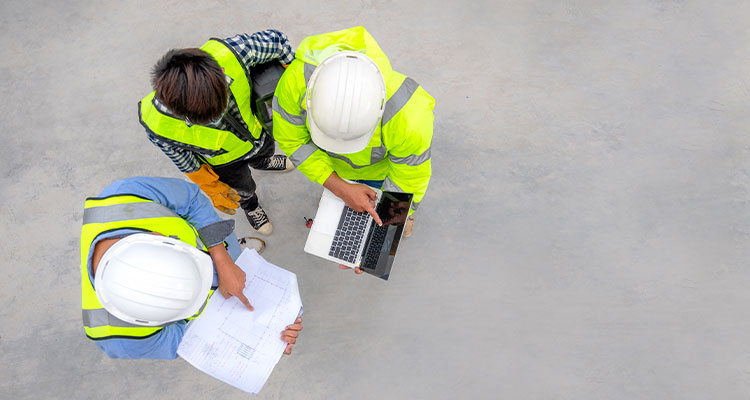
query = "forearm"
(227, 30, 295, 68)
(323, 172, 348, 198)
(209, 240, 253, 310)
(387, 161, 431, 201)
(208, 242, 237, 279)
(383, 121, 433, 213)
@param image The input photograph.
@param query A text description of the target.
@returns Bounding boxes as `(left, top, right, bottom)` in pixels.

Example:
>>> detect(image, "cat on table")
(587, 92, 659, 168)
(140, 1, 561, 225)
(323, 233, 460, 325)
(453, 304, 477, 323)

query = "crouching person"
(80, 176, 302, 359)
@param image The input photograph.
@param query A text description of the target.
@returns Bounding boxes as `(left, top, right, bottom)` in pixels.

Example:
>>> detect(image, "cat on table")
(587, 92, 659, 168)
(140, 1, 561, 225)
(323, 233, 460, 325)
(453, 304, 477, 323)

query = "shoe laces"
(266, 155, 287, 170)
(246, 206, 269, 228)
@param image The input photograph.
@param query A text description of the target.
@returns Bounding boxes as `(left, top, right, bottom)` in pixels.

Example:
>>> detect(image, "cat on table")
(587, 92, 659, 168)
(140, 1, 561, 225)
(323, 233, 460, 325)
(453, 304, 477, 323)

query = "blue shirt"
(87, 177, 241, 359)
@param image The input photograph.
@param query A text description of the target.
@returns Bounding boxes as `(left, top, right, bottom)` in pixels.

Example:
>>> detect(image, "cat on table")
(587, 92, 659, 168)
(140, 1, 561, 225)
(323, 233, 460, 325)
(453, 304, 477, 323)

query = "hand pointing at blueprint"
(177, 249, 303, 394)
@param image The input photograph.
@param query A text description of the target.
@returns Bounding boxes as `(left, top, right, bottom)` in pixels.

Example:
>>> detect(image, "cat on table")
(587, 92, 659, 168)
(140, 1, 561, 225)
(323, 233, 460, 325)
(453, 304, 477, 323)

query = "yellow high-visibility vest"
(273, 27, 434, 212)
(139, 39, 264, 166)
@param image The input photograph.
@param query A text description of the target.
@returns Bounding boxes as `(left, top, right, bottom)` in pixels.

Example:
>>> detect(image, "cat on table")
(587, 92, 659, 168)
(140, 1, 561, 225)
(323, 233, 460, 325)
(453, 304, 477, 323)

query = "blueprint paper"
(177, 249, 302, 394)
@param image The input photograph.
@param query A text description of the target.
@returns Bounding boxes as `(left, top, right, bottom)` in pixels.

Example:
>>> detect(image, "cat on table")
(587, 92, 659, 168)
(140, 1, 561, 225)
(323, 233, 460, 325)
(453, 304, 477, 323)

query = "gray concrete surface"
(1, 0, 749, 398)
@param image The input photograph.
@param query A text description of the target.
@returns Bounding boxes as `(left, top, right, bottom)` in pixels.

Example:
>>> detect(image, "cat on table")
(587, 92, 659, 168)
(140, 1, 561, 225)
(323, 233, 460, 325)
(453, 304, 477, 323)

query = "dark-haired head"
(151, 48, 228, 124)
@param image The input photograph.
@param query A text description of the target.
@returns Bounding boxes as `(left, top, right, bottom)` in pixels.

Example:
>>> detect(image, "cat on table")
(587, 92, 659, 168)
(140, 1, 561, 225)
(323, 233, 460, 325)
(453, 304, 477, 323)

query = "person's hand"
(323, 172, 382, 225)
(339, 183, 383, 226)
(209, 244, 253, 310)
(281, 318, 303, 354)
(210, 188, 241, 215)
(339, 264, 364, 274)
(185, 164, 241, 215)
(217, 261, 254, 310)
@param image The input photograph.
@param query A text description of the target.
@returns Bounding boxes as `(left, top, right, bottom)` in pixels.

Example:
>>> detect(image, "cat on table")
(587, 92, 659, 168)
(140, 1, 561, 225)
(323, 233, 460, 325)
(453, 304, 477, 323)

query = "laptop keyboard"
(329, 206, 371, 264)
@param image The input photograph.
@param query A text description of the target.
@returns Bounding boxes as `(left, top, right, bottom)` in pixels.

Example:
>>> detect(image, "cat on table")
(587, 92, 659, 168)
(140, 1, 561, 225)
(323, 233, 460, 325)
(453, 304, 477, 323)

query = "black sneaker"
(244, 205, 272, 235)
(262, 154, 295, 171)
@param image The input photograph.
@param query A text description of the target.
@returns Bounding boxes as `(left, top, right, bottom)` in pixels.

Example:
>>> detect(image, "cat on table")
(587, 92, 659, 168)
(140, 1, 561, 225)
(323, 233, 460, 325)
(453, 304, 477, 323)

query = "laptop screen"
(360, 191, 414, 280)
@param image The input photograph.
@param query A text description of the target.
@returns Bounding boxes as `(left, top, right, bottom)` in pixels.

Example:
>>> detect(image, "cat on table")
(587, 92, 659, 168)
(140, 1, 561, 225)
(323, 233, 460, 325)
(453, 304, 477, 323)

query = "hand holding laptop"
(338, 264, 364, 274)
(304, 182, 414, 280)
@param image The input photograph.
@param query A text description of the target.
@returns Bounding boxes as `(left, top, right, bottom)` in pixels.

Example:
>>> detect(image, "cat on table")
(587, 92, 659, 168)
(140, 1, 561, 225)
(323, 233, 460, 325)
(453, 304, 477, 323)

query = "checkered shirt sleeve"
(147, 132, 202, 173)
(224, 29, 295, 68)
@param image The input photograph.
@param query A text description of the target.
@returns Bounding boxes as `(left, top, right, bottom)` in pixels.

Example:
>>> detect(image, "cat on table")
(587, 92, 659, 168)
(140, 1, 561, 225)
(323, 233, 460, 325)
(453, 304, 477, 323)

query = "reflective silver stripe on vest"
(299, 96, 307, 116)
(84, 201, 204, 248)
(290, 142, 320, 165)
(273, 95, 306, 126)
(83, 202, 179, 225)
(389, 147, 431, 166)
(382, 77, 419, 126)
(381, 176, 403, 192)
(304, 62, 316, 85)
(82, 308, 170, 329)
(371, 144, 387, 164)
(191, 294, 211, 317)
(326, 152, 370, 169)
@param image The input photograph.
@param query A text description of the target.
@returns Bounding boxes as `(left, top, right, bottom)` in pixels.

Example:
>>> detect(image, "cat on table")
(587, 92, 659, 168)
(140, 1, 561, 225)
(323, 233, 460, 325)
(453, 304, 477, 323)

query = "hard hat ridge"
(306, 51, 386, 154)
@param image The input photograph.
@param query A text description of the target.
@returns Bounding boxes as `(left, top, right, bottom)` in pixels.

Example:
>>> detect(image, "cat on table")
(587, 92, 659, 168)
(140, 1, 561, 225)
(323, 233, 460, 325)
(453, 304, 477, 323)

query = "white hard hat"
(94, 233, 214, 326)
(306, 51, 386, 154)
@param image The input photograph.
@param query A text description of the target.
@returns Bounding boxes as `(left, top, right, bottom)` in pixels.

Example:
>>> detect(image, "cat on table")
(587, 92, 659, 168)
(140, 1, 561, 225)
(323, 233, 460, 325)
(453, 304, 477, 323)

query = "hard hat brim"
(308, 112, 376, 154)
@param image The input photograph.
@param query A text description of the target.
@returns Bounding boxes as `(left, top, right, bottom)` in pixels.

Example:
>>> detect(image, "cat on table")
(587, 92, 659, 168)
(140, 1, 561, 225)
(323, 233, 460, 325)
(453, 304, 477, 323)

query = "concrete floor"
(1, 1, 749, 399)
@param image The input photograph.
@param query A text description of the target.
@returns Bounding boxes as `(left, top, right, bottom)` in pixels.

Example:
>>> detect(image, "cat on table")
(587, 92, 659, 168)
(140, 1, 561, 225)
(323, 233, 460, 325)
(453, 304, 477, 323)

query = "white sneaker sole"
(254, 221, 273, 235)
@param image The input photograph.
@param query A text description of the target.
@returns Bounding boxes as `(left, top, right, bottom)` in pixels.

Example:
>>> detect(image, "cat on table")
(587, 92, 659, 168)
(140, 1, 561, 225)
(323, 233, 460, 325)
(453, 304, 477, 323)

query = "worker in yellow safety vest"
(272, 26, 434, 273)
(81, 177, 302, 359)
(139, 30, 296, 236)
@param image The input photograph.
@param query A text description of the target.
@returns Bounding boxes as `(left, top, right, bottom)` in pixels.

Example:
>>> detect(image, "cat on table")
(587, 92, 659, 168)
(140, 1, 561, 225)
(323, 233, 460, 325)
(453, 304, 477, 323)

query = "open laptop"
(304, 187, 413, 280)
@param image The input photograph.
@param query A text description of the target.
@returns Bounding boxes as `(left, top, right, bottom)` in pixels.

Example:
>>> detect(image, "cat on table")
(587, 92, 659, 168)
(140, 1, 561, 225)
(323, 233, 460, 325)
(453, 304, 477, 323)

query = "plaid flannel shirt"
(146, 30, 295, 173)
